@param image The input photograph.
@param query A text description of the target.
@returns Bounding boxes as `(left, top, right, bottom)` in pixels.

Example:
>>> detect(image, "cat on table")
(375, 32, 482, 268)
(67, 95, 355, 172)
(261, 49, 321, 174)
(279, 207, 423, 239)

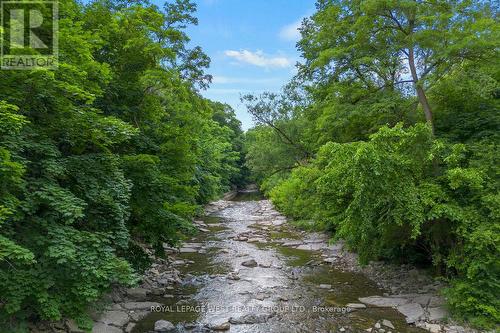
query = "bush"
(269, 166, 323, 228)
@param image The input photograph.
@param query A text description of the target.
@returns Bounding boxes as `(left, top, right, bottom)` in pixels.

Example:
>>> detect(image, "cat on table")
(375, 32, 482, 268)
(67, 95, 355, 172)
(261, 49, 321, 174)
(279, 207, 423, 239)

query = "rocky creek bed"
(79, 190, 484, 333)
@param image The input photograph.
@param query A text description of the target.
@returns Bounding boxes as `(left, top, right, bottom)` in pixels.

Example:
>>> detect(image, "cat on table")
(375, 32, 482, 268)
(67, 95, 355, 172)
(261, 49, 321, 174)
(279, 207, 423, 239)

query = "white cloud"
(279, 18, 303, 41)
(223, 50, 292, 69)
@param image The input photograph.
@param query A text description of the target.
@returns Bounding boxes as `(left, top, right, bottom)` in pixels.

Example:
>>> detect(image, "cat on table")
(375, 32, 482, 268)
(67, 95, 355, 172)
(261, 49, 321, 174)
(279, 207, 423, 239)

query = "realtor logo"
(1, 0, 58, 69)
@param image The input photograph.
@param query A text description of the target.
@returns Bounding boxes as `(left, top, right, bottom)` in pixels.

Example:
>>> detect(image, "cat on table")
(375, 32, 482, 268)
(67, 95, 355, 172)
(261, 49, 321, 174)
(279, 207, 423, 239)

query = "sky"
(185, 0, 315, 130)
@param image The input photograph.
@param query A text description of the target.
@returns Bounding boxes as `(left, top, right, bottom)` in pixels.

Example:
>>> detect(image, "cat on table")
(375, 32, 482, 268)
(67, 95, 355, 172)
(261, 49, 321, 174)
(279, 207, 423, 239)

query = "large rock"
(97, 310, 129, 327)
(359, 296, 409, 307)
(397, 303, 424, 323)
(154, 320, 175, 332)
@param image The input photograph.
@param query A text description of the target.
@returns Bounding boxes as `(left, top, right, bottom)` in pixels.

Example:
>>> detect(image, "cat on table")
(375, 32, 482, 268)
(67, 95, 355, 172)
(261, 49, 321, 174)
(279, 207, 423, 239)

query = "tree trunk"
(408, 47, 434, 135)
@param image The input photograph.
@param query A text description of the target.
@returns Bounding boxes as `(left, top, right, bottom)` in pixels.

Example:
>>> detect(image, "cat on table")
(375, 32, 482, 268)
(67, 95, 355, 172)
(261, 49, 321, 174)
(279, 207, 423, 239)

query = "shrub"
(268, 124, 499, 327)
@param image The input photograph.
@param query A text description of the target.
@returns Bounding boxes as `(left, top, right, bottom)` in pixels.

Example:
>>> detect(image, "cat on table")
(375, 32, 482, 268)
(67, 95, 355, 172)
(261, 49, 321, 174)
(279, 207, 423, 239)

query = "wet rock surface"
(85, 190, 485, 333)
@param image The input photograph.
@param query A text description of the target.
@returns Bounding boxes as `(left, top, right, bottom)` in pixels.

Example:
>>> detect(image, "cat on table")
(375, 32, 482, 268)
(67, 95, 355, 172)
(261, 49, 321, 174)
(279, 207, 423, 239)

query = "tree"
(245, 0, 499, 327)
(0, 0, 245, 329)
(299, 0, 498, 133)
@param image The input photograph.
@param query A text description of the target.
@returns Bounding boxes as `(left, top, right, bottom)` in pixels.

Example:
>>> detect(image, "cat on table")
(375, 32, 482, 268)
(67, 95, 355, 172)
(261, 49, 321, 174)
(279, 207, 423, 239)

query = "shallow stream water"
(133, 191, 425, 333)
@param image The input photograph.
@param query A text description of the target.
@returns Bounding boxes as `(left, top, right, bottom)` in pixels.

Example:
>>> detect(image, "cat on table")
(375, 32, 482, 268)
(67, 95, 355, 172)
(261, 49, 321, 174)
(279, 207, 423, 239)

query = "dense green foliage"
(245, 0, 499, 328)
(0, 0, 244, 329)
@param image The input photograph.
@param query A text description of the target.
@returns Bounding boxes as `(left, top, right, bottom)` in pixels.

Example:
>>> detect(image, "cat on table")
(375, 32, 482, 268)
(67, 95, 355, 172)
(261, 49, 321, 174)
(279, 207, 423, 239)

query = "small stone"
(319, 284, 332, 289)
(375, 322, 381, 329)
(241, 259, 258, 267)
(258, 263, 271, 268)
(154, 320, 175, 332)
(211, 322, 230, 330)
(247, 237, 262, 243)
(339, 327, 346, 332)
(381, 319, 395, 329)
(425, 323, 441, 333)
(346, 303, 366, 309)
